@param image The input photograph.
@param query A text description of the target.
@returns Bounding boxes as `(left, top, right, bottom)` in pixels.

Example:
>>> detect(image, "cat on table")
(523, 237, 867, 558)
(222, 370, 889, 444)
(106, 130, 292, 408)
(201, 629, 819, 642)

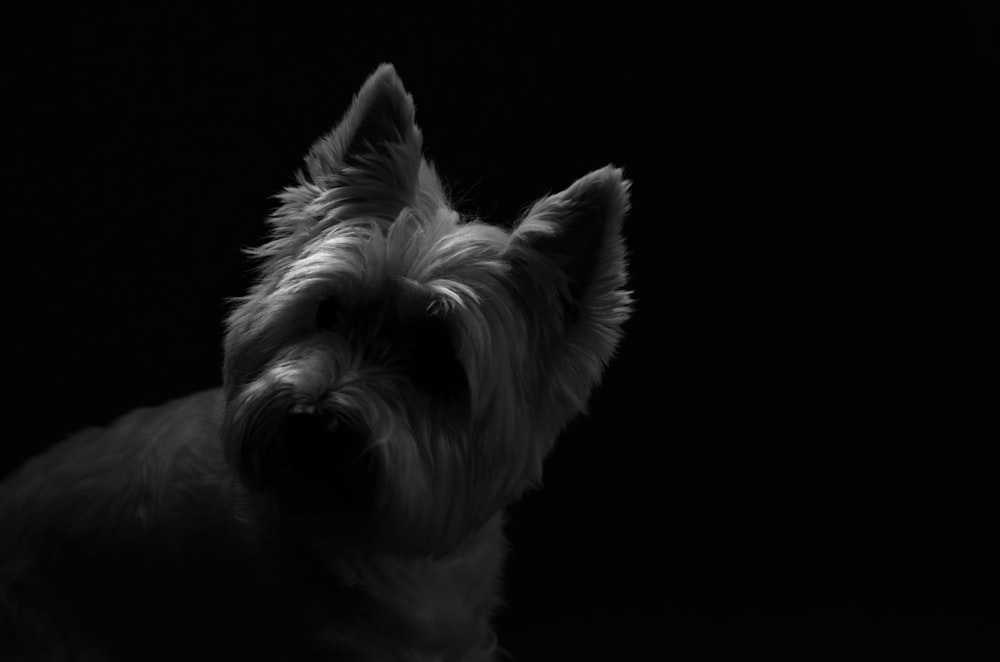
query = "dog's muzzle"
(272, 405, 378, 509)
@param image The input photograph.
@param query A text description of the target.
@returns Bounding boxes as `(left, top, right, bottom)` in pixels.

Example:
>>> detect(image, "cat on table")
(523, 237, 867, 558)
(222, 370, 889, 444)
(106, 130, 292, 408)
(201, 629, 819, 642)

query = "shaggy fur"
(0, 64, 632, 661)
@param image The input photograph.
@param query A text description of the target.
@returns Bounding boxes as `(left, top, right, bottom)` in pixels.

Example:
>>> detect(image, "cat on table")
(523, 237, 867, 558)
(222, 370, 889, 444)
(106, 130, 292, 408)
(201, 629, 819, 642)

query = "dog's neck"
(316, 515, 506, 656)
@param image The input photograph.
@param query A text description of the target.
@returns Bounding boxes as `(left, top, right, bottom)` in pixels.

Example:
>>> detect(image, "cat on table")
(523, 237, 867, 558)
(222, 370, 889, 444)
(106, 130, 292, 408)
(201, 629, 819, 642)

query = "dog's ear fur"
(254, 65, 425, 263)
(510, 166, 633, 409)
(299, 64, 423, 218)
(512, 166, 631, 319)
(304, 64, 419, 178)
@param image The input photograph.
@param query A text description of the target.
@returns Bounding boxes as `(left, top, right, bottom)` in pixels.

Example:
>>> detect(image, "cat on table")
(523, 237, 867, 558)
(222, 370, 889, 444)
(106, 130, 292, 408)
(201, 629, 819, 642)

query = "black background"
(5, 5, 997, 660)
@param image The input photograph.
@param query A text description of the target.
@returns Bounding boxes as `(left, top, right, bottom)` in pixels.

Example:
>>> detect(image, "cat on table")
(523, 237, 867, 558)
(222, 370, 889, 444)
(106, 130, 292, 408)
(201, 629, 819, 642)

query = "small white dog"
(0, 64, 632, 661)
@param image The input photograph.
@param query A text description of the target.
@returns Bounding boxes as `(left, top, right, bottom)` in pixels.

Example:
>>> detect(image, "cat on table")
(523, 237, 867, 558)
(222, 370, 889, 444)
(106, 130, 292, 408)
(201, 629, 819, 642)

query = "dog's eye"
(401, 316, 468, 401)
(316, 299, 340, 330)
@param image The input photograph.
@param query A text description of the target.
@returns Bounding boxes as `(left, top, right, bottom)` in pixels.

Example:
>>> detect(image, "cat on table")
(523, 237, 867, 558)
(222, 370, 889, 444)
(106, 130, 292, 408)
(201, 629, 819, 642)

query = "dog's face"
(221, 65, 632, 557)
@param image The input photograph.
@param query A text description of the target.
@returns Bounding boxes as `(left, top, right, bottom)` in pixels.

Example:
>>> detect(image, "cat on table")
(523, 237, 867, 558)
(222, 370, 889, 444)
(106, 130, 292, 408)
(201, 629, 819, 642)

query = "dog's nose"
(281, 409, 376, 506)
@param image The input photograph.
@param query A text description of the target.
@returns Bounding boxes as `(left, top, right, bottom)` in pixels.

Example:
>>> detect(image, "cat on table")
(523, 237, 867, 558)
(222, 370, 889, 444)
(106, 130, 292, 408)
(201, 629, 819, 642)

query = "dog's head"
(221, 64, 632, 556)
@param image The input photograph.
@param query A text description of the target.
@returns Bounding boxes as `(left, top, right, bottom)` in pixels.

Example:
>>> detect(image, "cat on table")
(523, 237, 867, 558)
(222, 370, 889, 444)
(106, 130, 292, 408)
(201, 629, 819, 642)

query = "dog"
(0, 64, 632, 661)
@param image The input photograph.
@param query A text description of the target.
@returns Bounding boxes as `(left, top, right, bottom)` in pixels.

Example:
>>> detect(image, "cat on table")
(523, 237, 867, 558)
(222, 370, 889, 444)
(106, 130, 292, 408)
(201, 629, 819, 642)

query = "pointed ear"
(508, 166, 633, 417)
(301, 64, 422, 212)
(511, 166, 632, 325)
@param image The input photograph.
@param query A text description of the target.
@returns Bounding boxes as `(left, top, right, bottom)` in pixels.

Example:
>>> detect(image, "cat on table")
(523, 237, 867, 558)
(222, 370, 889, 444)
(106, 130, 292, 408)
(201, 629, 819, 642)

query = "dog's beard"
(222, 338, 490, 557)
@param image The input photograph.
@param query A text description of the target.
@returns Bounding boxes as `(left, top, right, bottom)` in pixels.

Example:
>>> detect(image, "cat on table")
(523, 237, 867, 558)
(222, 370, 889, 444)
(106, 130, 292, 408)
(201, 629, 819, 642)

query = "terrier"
(0, 64, 632, 661)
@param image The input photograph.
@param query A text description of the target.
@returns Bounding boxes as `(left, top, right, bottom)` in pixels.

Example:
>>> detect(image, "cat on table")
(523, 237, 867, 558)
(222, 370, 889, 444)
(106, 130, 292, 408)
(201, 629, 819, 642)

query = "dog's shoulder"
(0, 389, 233, 560)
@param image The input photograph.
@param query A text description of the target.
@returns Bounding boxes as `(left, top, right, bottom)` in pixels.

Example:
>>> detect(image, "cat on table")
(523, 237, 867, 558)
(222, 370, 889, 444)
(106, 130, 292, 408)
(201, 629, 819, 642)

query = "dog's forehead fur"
(272, 209, 514, 316)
